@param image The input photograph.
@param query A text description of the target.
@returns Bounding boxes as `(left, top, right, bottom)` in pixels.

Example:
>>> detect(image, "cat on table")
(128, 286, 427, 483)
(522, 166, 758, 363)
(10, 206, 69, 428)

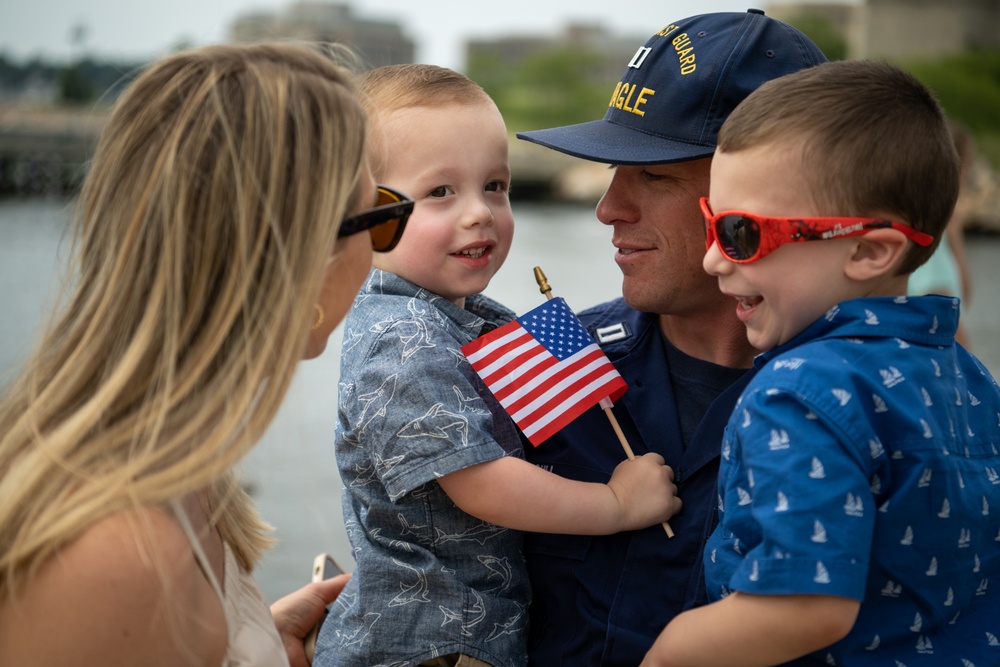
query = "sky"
(0, 0, 815, 70)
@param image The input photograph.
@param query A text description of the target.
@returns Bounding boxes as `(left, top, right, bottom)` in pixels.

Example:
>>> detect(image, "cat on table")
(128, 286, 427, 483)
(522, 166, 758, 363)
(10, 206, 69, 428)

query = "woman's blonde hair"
(0, 42, 368, 596)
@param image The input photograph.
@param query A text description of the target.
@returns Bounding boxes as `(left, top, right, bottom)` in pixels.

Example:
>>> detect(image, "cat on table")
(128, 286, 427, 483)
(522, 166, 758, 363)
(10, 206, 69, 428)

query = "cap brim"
(516, 119, 715, 166)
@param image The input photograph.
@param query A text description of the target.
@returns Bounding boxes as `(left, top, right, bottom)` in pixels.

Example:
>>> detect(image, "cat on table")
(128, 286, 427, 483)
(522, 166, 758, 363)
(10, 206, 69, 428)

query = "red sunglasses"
(700, 197, 934, 264)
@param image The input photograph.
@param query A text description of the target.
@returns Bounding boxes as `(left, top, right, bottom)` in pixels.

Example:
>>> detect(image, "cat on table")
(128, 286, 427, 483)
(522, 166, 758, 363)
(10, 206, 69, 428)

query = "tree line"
(3, 20, 998, 168)
(0, 54, 140, 105)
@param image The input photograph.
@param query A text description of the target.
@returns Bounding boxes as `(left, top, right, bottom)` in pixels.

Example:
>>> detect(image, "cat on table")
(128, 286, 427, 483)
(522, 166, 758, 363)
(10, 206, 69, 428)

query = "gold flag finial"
(533, 266, 552, 299)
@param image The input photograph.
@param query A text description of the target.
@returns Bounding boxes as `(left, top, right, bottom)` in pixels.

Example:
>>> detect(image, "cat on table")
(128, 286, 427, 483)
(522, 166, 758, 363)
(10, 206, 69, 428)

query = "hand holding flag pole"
(533, 267, 674, 538)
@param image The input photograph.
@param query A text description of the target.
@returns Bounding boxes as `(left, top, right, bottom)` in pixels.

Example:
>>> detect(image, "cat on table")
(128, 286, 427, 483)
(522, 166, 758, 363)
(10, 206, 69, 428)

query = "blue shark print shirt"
(315, 269, 530, 667)
(707, 296, 1000, 666)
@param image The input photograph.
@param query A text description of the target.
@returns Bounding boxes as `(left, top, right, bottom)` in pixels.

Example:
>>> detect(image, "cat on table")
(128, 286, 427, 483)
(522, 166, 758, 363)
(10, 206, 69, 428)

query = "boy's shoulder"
(342, 292, 495, 371)
(350, 271, 448, 322)
(768, 295, 958, 358)
(345, 291, 454, 344)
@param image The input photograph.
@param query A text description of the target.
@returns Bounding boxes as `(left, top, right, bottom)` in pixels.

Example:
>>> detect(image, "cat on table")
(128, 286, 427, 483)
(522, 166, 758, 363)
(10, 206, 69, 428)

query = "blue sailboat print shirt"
(707, 295, 1000, 665)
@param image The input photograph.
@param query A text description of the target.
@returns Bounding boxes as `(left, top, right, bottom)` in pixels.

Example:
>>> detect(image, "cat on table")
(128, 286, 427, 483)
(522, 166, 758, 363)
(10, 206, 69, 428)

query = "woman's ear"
(844, 228, 912, 281)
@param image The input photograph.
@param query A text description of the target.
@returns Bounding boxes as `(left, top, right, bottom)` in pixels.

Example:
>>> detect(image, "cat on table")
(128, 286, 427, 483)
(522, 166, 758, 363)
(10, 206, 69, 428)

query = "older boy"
(643, 59, 1000, 666)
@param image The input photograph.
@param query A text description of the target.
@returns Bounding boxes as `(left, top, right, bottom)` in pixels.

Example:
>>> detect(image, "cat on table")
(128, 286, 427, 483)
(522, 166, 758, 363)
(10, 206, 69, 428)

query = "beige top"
(171, 500, 289, 667)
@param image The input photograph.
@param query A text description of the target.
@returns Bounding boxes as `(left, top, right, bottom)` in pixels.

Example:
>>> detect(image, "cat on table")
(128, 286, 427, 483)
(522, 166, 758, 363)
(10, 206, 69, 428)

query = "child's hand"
(606, 453, 682, 531)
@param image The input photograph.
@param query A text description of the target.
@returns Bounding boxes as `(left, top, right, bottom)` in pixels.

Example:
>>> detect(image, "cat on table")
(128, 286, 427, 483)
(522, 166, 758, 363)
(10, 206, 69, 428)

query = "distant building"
(465, 23, 646, 85)
(229, 2, 415, 69)
(766, 0, 1000, 60)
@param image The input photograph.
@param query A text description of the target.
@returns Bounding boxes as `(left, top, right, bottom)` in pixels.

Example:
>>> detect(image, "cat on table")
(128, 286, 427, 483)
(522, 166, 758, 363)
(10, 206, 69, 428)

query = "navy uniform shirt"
(524, 297, 752, 666)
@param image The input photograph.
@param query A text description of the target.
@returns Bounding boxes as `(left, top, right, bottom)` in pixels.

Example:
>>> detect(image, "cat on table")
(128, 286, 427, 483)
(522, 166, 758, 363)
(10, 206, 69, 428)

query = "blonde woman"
(0, 43, 411, 666)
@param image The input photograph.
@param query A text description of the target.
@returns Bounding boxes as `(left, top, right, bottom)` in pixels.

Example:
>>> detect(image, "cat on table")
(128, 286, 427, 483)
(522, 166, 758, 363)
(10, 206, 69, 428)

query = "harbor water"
(2, 196, 1000, 603)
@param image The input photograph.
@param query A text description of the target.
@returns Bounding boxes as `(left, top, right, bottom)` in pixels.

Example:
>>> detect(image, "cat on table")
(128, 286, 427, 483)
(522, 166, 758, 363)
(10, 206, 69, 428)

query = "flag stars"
(519, 299, 596, 360)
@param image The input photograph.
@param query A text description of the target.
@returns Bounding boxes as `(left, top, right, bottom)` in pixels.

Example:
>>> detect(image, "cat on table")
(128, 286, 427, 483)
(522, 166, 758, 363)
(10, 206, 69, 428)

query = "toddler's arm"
(639, 591, 860, 667)
(437, 453, 680, 534)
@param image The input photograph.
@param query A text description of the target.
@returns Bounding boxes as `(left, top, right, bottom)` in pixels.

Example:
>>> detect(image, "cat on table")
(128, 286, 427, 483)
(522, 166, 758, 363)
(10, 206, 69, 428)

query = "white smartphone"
(311, 552, 343, 583)
(304, 553, 343, 661)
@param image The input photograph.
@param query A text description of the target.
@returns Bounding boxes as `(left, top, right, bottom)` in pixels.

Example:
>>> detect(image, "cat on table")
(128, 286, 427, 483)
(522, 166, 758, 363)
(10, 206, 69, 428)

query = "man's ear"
(844, 229, 911, 281)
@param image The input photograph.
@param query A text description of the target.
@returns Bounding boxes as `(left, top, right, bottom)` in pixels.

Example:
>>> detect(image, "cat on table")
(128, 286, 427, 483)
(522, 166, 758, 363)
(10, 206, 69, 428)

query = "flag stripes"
(462, 297, 627, 446)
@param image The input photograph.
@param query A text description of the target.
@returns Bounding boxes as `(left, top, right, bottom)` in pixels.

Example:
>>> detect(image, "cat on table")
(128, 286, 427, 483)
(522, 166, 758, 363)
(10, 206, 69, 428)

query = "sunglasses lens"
(369, 217, 401, 252)
(338, 186, 411, 252)
(375, 187, 399, 207)
(717, 215, 761, 261)
(368, 187, 405, 252)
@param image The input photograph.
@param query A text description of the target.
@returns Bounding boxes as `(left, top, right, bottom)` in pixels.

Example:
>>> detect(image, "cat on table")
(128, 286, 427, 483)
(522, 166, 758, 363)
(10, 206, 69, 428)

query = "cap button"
(747, 8, 765, 14)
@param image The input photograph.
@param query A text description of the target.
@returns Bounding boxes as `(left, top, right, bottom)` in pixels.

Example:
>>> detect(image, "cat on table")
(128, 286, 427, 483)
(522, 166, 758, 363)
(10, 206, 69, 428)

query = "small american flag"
(461, 297, 627, 446)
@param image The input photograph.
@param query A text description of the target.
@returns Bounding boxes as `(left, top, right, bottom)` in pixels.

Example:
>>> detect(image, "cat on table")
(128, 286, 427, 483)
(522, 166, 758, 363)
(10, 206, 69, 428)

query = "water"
(3, 197, 1000, 603)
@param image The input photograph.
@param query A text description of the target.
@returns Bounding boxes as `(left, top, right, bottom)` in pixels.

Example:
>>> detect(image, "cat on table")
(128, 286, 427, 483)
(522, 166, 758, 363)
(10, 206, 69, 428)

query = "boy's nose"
(464, 196, 494, 227)
(702, 241, 731, 276)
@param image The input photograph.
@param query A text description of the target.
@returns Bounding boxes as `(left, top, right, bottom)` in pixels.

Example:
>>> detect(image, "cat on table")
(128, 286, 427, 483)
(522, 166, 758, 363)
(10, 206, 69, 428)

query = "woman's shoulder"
(0, 504, 228, 667)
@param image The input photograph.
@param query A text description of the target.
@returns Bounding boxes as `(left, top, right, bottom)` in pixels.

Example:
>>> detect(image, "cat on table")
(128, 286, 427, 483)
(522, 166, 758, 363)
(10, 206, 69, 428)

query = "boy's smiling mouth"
(456, 247, 487, 259)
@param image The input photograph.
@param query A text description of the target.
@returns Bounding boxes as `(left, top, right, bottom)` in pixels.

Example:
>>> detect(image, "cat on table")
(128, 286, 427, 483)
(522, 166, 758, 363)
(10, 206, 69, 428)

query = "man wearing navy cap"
(516, 10, 826, 666)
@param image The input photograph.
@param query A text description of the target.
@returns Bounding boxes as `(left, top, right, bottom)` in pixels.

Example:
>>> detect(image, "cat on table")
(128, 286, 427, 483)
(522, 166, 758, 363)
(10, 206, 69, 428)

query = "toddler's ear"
(844, 229, 910, 281)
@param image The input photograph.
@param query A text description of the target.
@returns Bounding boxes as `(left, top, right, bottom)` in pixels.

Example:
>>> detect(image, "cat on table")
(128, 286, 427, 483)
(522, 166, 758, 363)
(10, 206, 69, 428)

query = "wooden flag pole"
(533, 267, 674, 538)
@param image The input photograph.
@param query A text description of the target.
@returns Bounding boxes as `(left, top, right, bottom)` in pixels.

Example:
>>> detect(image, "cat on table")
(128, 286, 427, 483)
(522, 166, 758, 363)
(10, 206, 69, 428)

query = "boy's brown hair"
(718, 59, 959, 275)
(357, 64, 496, 180)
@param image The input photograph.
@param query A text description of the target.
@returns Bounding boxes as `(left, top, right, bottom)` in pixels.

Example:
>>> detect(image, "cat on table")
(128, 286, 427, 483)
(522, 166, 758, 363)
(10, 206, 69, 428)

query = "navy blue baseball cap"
(516, 9, 827, 165)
